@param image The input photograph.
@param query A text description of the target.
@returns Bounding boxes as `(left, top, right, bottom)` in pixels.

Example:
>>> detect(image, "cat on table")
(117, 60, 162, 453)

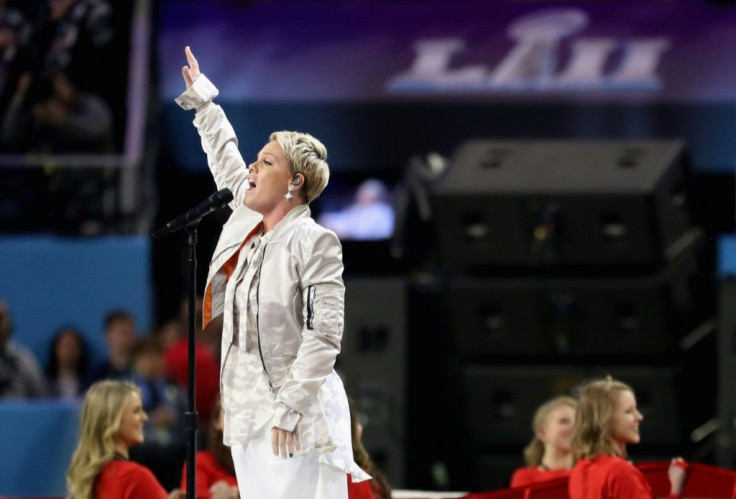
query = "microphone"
(153, 188, 234, 239)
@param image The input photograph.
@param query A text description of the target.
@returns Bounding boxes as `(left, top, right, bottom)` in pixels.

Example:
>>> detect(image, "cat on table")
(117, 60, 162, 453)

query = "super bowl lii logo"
(387, 8, 670, 93)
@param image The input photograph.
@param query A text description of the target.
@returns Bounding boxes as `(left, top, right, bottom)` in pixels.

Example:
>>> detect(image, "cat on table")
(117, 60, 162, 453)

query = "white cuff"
(175, 73, 219, 111)
(274, 403, 301, 432)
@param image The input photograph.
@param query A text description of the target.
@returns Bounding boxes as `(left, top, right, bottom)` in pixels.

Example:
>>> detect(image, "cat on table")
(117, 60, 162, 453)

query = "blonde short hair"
(270, 130, 329, 203)
(571, 376, 634, 460)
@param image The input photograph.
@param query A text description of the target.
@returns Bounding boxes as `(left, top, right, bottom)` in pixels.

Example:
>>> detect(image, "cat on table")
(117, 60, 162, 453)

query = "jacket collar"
(264, 203, 310, 243)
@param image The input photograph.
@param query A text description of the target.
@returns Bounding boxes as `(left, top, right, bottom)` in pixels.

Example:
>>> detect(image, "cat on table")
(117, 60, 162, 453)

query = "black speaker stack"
(337, 278, 408, 488)
(426, 139, 713, 491)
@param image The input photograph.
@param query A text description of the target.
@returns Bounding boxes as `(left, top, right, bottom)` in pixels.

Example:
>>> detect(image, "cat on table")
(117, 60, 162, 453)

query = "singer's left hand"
(182, 46, 201, 89)
(271, 425, 301, 458)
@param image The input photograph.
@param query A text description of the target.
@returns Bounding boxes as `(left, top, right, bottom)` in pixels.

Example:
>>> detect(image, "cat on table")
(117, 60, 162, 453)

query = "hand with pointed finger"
(182, 45, 201, 89)
(271, 425, 302, 459)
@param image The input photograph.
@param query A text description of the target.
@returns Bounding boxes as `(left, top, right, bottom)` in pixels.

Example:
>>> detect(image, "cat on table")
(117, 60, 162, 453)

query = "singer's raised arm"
(175, 46, 249, 211)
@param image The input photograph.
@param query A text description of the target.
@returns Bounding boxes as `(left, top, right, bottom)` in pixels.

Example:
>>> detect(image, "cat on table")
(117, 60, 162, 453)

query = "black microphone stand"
(153, 220, 201, 499)
(184, 222, 199, 499)
(153, 188, 232, 499)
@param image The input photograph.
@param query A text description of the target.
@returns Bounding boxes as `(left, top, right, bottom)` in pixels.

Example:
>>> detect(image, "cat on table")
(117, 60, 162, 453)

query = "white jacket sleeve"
(175, 74, 249, 210)
(274, 229, 345, 430)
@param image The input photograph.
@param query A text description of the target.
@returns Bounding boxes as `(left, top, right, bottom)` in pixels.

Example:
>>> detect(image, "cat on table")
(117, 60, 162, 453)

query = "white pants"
(231, 428, 348, 499)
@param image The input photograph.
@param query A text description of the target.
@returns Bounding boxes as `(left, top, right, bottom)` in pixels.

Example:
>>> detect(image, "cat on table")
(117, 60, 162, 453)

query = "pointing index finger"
(185, 46, 199, 71)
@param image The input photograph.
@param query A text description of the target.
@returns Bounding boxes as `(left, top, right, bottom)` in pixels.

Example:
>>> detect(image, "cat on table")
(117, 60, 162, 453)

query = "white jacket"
(176, 75, 369, 480)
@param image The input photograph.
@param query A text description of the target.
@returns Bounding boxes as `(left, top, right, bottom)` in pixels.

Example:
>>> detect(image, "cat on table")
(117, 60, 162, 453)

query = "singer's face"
(245, 140, 293, 215)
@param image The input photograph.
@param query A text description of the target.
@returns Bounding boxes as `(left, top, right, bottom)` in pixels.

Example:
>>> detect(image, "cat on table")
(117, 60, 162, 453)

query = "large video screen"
(317, 177, 396, 242)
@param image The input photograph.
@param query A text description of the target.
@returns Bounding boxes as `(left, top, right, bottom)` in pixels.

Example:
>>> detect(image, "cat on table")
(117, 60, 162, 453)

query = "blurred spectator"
(318, 179, 394, 240)
(156, 319, 183, 351)
(166, 294, 223, 359)
(0, 68, 113, 233)
(131, 336, 186, 447)
(91, 309, 136, 382)
(180, 395, 238, 499)
(45, 324, 91, 400)
(0, 0, 132, 235)
(163, 296, 220, 426)
(0, 298, 47, 398)
(36, 0, 113, 92)
(569, 376, 687, 499)
(0, 0, 31, 98)
(129, 336, 188, 491)
(510, 395, 577, 488)
(67, 380, 185, 498)
(348, 401, 392, 499)
(1, 69, 113, 153)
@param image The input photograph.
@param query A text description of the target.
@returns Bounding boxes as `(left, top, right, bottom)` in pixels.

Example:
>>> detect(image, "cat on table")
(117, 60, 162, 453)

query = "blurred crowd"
(0, 0, 123, 154)
(0, 296, 219, 490)
(0, 296, 393, 498)
(0, 0, 132, 234)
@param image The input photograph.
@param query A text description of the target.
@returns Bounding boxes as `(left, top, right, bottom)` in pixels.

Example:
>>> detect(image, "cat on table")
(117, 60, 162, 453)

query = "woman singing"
(176, 46, 369, 499)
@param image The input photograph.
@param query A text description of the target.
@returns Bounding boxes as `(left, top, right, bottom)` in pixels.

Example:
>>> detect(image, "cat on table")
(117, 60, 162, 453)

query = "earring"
(284, 186, 294, 202)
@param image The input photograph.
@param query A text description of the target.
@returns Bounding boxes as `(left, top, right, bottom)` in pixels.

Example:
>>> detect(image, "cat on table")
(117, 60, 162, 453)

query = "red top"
(180, 451, 238, 498)
(510, 466, 572, 488)
(569, 455, 652, 499)
(164, 337, 220, 423)
(348, 475, 377, 499)
(95, 459, 169, 499)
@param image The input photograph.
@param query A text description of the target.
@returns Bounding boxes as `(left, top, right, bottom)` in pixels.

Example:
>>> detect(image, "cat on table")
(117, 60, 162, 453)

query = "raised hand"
(181, 46, 201, 89)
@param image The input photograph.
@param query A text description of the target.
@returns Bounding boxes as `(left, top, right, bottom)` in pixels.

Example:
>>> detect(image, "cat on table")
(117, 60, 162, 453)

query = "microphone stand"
(184, 222, 199, 499)
(152, 188, 232, 499)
